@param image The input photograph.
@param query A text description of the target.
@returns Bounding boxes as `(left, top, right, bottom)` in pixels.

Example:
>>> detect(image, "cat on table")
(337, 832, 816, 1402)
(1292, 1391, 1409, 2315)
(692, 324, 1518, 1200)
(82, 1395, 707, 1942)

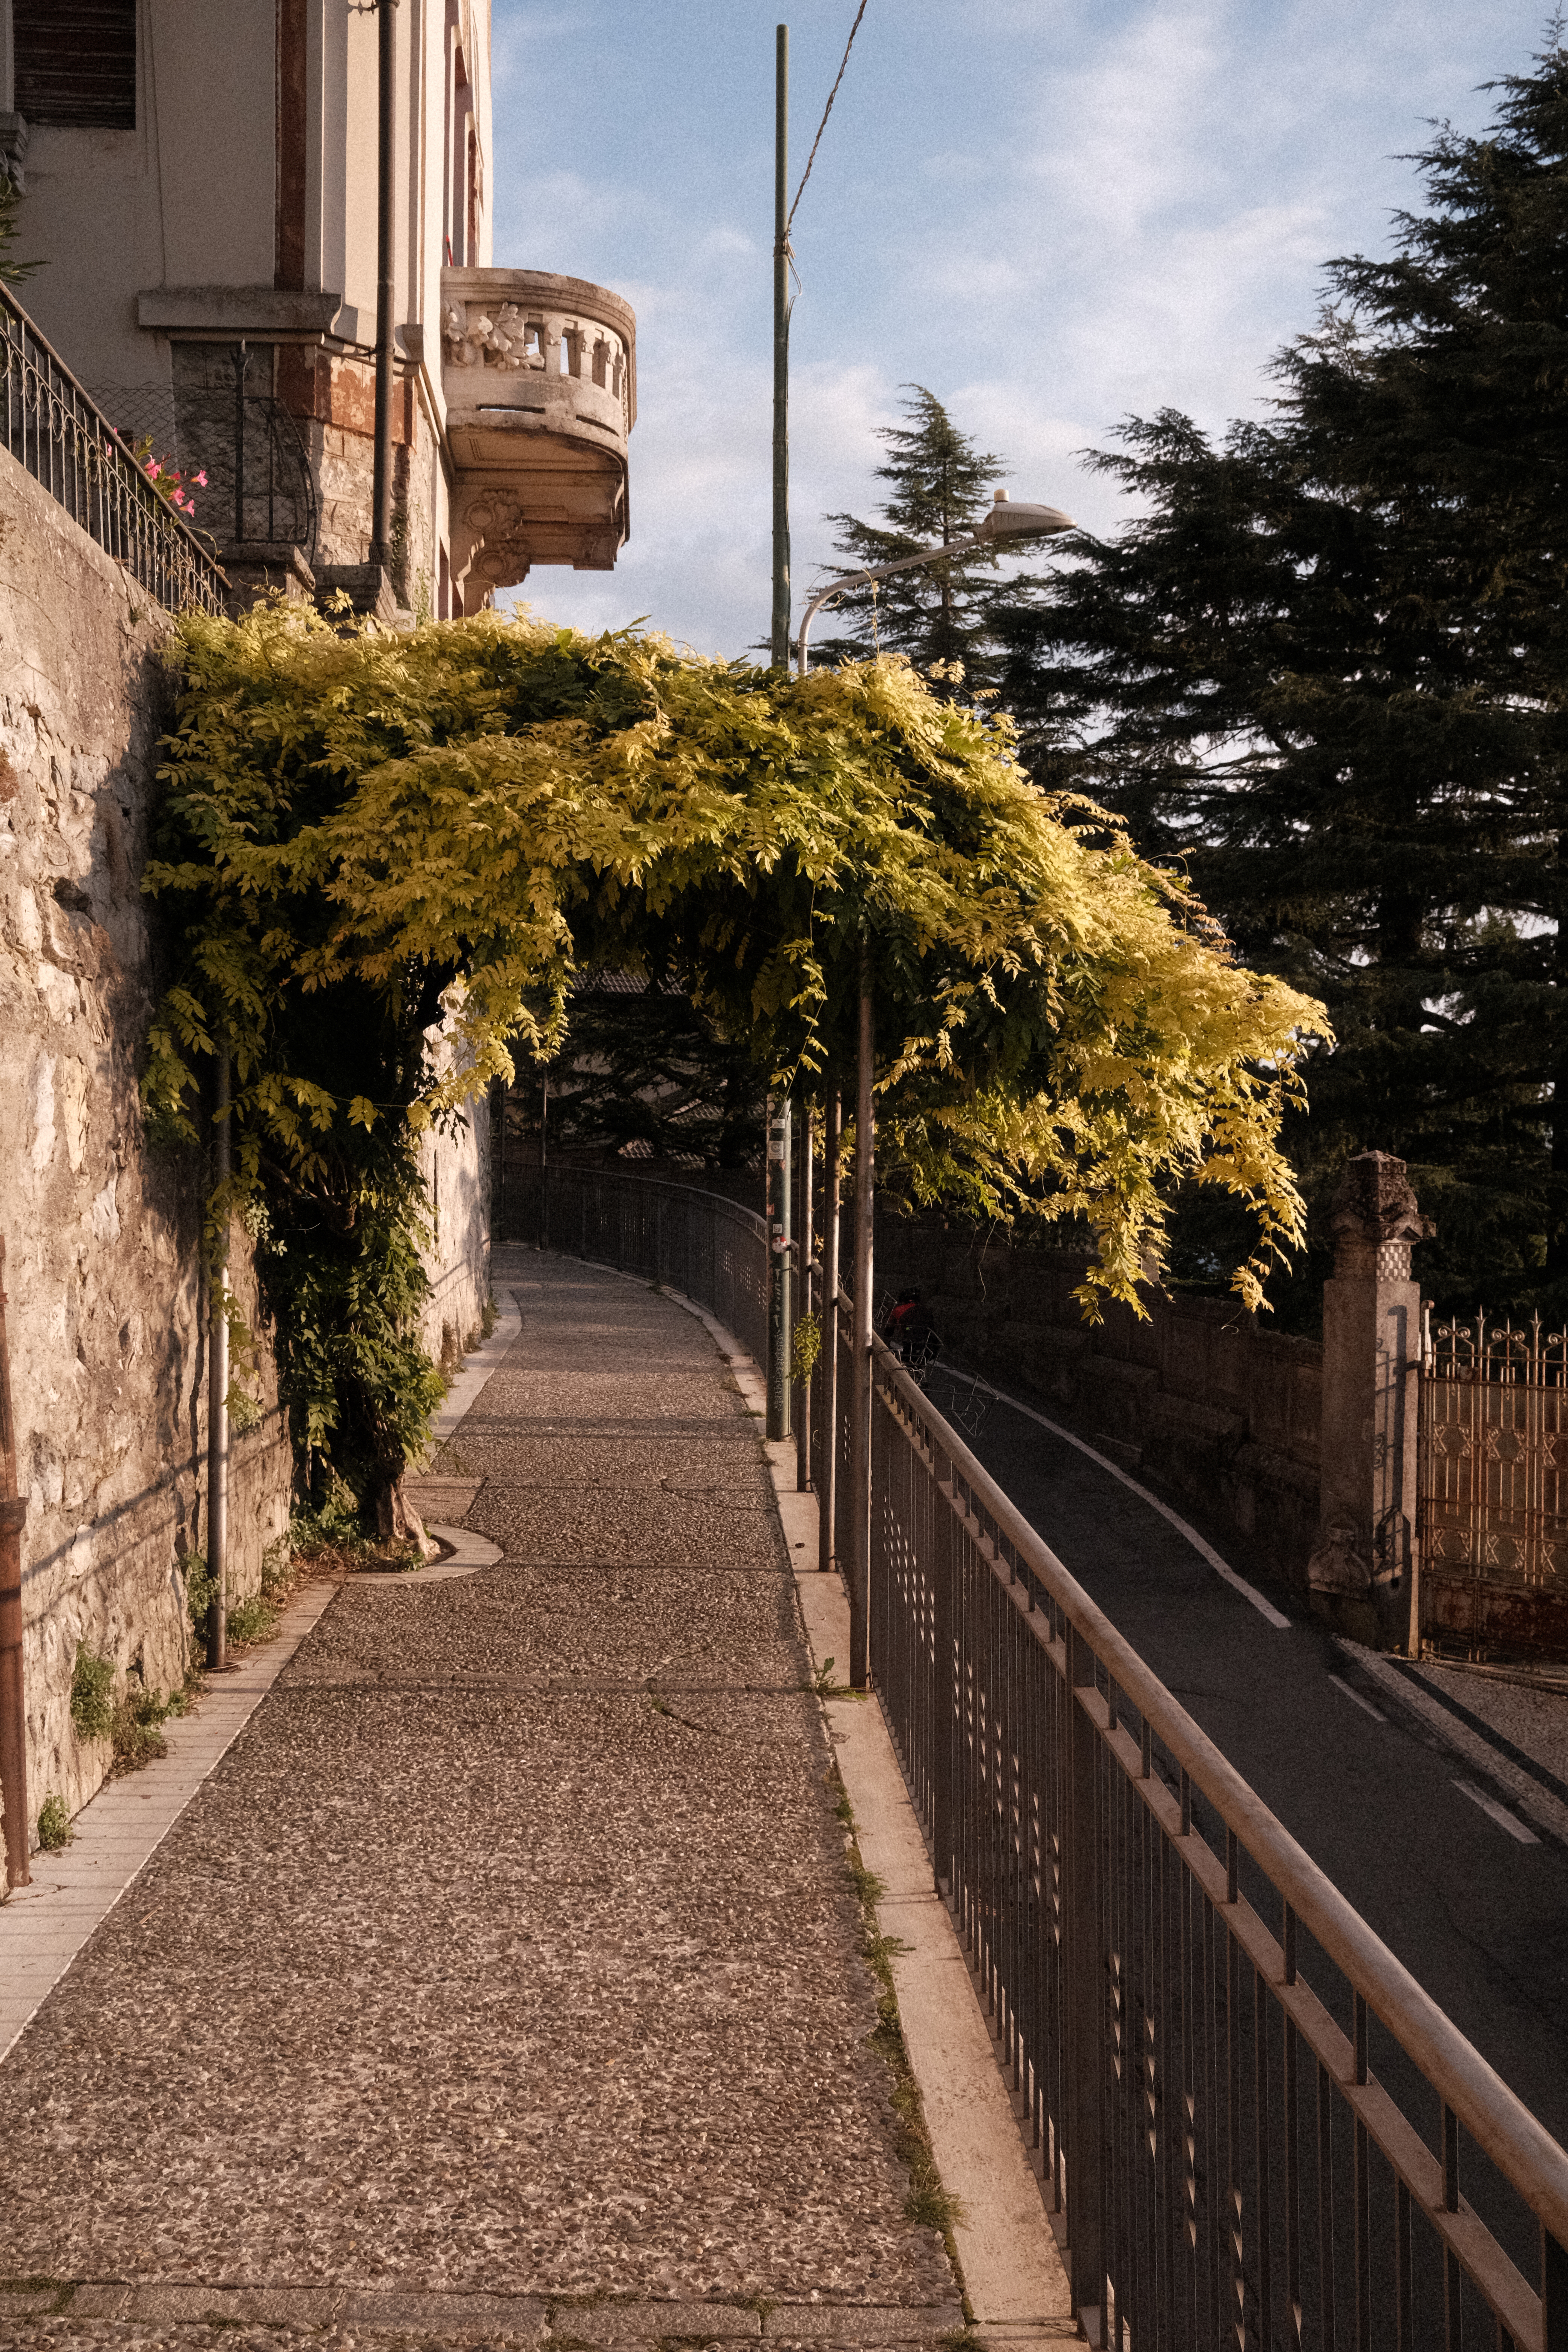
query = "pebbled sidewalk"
(0, 1254, 963, 2352)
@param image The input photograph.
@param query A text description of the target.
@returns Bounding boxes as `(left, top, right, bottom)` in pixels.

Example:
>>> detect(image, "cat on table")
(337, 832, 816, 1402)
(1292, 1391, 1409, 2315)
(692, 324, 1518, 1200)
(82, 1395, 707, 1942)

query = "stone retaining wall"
(0, 450, 294, 1841)
(876, 1220, 1323, 1587)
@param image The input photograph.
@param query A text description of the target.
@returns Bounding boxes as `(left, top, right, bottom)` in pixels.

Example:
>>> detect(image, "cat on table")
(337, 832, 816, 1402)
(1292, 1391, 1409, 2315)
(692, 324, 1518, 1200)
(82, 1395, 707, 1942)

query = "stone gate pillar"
(1308, 1151, 1433, 1652)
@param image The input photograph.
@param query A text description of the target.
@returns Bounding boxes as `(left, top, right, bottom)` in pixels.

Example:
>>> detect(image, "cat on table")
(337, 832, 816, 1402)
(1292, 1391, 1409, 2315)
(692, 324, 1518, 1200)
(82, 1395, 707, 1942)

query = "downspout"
(369, 0, 397, 566)
(207, 1052, 230, 1672)
(0, 1234, 30, 1890)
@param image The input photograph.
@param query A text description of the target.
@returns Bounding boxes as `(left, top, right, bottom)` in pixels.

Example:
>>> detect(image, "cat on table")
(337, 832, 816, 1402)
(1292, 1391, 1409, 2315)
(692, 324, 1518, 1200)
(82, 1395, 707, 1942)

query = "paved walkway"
(0, 1256, 984, 2352)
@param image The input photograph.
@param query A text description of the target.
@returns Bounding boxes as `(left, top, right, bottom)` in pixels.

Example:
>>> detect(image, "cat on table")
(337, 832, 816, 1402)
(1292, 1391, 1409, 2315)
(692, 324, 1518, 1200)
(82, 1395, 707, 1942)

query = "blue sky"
(491, 0, 1544, 659)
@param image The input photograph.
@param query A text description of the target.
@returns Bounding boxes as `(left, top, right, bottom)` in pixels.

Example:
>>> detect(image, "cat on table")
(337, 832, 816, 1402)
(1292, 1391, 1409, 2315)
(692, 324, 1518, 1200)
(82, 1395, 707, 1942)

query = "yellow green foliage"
(144, 602, 1327, 1314)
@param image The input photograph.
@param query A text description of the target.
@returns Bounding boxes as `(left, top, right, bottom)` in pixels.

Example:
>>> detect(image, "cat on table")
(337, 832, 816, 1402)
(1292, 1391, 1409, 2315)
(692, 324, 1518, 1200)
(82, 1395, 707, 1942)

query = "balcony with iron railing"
(0, 280, 227, 616)
(439, 267, 635, 599)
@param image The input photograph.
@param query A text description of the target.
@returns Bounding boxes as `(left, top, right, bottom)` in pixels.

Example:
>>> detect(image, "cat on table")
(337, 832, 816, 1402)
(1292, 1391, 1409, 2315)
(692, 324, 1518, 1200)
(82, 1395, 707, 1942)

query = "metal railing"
(538, 1162, 1568, 2351)
(1, 282, 227, 615)
(503, 1162, 769, 1373)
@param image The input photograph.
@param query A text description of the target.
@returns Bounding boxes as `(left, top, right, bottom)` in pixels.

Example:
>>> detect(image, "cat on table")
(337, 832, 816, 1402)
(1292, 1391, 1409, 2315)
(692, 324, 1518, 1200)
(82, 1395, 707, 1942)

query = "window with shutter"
(14, 0, 137, 131)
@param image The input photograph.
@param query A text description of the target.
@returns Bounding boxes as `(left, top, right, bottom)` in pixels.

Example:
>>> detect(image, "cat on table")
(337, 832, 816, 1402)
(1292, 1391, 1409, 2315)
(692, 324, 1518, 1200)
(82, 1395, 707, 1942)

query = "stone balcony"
(439, 267, 635, 599)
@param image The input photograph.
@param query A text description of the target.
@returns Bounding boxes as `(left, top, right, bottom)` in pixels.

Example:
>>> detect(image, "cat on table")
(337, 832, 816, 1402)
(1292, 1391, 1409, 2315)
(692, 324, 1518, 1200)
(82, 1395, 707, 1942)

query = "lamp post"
(796, 489, 1076, 678)
(800, 488, 1076, 1686)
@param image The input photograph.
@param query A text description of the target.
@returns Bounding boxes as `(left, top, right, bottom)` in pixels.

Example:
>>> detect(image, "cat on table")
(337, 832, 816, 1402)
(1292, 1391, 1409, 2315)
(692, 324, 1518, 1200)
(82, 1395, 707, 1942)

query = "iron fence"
(503, 1162, 769, 1373)
(540, 1163, 1568, 2350)
(1, 281, 227, 615)
(1420, 1308, 1568, 1663)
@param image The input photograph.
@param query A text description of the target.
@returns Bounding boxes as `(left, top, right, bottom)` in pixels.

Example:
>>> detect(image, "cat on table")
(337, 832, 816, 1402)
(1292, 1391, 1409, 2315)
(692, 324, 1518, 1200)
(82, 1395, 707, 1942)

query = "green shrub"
(182, 1550, 216, 1642)
(111, 1688, 171, 1775)
(36, 1793, 72, 1850)
(226, 1594, 279, 1647)
(70, 1643, 115, 1742)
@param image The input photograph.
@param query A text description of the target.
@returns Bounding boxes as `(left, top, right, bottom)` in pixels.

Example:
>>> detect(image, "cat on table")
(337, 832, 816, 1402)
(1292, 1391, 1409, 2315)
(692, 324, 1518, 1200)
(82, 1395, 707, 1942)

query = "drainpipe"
(369, 0, 397, 568)
(207, 1051, 230, 1672)
(0, 1233, 30, 1890)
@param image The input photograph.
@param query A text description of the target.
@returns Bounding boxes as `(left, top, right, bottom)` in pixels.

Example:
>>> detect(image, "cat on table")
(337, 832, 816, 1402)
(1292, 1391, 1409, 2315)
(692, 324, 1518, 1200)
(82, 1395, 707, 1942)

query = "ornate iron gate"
(1418, 1307, 1568, 1661)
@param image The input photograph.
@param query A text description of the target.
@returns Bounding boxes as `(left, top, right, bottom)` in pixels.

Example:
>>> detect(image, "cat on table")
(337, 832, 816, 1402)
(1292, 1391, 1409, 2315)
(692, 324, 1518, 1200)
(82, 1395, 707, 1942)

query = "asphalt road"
(924, 1363, 1568, 2159)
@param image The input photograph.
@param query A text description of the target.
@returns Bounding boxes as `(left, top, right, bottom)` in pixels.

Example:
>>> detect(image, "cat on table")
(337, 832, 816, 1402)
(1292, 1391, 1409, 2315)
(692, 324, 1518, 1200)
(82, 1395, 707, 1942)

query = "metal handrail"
(533, 1163, 1568, 2347)
(874, 1328, 1568, 2245)
(0, 280, 227, 614)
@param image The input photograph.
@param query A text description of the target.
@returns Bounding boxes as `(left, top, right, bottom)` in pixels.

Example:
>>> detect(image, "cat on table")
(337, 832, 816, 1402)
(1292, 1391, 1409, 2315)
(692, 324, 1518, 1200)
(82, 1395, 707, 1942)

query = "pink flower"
(193, 470, 208, 487)
(145, 459, 161, 480)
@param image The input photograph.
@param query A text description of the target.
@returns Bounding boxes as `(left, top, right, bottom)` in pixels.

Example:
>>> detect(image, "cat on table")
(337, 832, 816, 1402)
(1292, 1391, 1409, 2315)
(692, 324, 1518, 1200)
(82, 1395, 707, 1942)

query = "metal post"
(207, 1050, 230, 1672)
(0, 1233, 31, 1890)
(766, 1093, 793, 1441)
(539, 1069, 549, 1254)
(369, 0, 397, 567)
(795, 1100, 814, 1492)
(818, 1090, 841, 1574)
(849, 965, 874, 1689)
(770, 23, 790, 669)
(1066, 1619, 1106, 2337)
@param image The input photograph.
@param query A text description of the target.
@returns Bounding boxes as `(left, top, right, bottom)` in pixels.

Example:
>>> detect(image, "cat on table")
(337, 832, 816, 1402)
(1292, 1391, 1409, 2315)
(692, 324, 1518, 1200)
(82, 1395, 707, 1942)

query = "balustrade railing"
(1, 281, 227, 615)
(536, 1161, 1568, 2351)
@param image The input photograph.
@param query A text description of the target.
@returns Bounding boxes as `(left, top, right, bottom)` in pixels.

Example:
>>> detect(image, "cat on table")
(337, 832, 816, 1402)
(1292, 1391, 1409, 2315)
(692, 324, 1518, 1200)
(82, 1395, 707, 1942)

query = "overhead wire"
(787, 0, 871, 234)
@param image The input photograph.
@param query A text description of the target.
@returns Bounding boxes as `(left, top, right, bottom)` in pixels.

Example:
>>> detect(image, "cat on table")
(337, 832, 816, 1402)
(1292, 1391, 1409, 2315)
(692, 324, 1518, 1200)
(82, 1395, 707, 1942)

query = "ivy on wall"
(141, 602, 1328, 1511)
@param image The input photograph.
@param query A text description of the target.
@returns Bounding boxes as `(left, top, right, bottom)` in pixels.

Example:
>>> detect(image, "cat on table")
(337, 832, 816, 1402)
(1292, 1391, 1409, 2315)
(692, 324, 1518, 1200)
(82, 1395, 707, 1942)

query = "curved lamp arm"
(795, 494, 1076, 677)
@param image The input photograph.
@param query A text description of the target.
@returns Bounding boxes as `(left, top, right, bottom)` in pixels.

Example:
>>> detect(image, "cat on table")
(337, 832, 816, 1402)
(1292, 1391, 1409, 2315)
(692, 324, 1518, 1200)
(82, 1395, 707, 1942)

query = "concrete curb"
(602, 1262, 1078, 2340)
(353, 1522, 504, 1586)
(426, 1288, 523, 1451)
(0, 1573, 339, 2061)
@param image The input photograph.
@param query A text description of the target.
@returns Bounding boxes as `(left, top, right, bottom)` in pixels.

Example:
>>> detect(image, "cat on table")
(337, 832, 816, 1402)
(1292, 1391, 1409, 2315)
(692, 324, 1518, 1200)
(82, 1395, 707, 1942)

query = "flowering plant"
(123, 432, 207, 518)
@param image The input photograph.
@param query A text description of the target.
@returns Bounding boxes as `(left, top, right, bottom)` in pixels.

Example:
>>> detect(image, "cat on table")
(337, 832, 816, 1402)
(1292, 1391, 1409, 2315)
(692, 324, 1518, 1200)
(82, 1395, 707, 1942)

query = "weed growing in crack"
(69, 1644, 115, 1742)
(36, 1793, 72, 1851)
(827, 1758, 970, 2274)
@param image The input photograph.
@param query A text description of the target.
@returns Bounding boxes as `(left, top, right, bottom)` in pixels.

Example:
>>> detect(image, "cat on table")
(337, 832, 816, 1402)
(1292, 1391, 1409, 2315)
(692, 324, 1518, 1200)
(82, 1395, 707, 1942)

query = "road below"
(925, 1363, 1568, 2154)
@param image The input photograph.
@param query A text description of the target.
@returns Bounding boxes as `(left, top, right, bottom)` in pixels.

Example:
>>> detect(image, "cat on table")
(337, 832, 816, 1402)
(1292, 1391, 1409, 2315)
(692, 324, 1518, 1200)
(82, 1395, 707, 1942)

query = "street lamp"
(796, 487, 1076, 675)
(799, 485, 1076, 1684)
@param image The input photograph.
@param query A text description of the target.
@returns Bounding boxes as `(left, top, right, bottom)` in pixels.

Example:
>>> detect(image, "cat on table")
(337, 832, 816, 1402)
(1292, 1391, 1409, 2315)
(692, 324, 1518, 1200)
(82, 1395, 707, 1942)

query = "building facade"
(0, 0, 635, 617)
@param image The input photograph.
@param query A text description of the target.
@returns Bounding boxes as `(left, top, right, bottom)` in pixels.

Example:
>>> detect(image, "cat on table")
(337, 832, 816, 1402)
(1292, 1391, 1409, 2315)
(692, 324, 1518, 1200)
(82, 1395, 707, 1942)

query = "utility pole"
(771, 23, 790, 669)
(766, 26, 794, 1435)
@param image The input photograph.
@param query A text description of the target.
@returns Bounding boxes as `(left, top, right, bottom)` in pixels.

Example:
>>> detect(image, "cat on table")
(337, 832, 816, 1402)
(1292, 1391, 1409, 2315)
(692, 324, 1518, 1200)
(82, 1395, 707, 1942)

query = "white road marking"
(961, 1376, 1292, 1629)
(1453, 1779, 1540, 1844)
(1329, 1674, 1387, 1723)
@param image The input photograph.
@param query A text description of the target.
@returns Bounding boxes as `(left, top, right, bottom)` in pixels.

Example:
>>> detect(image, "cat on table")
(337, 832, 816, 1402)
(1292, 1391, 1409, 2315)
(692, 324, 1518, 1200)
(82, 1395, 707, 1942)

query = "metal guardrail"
(536, 1162, 1568, 2351)
(504, 1163, 769, 1374)
(1, 281, 227, 615)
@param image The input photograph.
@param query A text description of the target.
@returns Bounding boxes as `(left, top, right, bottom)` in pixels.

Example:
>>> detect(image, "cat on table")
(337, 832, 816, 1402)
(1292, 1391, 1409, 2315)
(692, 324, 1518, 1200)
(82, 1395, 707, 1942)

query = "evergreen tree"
(991, 43, 1568, 1324)
(812, 385, 1008, 689)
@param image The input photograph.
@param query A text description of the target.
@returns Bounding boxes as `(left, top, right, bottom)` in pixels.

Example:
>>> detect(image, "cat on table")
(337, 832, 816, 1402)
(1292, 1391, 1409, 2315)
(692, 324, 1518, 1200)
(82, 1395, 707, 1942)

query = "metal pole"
(539, 1069, 548, 1253)
(818, 1091, 841, 1574)
(849, 959, 874, 1688)
(795, 1100, 814, 1493)
(207, 1050, 230, 1672)
(770, 23, 790, 669)
(369, 0, 397, 567)
(0, 1233, 31, 1890)
(766, 1093, 793, 1441)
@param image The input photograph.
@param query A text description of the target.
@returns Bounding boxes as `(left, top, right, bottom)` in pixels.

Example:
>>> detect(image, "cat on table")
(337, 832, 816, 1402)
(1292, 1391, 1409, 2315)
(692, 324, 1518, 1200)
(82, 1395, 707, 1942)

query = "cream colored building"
(0, 0, 634, 616)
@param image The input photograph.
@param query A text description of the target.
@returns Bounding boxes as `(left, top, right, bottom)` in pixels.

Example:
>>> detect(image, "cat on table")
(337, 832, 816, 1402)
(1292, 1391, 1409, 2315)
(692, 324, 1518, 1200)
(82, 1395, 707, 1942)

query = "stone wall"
(876, 1220, 1323, 1586)
(0, 451, 292, 1848)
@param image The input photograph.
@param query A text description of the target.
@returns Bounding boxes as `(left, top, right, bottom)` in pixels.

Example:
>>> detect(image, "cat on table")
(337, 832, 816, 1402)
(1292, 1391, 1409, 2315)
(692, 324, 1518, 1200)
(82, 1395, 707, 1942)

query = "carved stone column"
(1309, 1150, 1433, 1650)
